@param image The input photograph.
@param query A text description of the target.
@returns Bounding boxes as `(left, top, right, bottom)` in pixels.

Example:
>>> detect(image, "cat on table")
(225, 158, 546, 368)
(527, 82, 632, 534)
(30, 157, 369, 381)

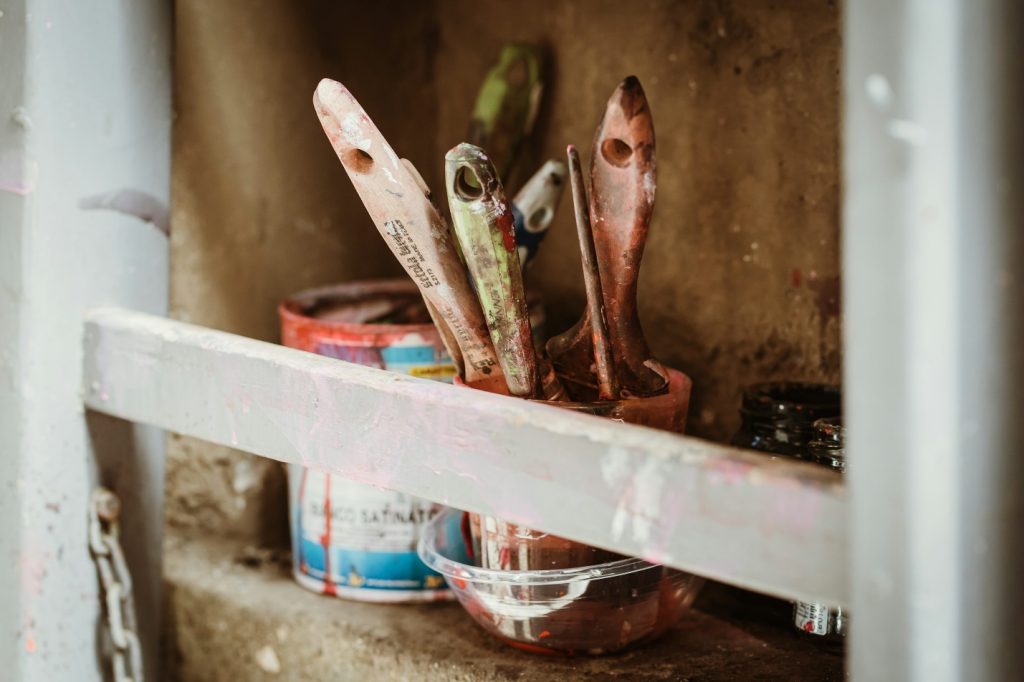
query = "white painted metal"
(0, 1, 170, 680)
(845, 0, 1023, 679)
(83, 307, 848, 605)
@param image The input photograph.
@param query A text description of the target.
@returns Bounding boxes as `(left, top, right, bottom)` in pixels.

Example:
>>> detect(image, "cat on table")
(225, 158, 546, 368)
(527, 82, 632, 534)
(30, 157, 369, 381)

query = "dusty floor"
(164, 538, 845, 681)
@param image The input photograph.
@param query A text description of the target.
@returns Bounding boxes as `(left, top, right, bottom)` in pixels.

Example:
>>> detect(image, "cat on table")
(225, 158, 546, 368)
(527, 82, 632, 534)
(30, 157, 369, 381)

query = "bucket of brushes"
(313, 76, 701, 653)
(424, 77, 699, 656)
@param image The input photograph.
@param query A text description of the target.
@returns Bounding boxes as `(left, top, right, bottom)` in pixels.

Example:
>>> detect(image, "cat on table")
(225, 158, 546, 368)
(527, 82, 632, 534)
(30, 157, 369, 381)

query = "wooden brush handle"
(589, 76, 664, 396)
(567, 145, 617, 401)
(314, 79, 505, 391)
(445, 143, 537, 397)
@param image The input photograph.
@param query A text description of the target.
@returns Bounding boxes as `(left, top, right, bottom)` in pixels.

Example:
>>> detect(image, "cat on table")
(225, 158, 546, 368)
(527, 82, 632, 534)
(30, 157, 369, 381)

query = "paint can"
(278, 279, 458, 602)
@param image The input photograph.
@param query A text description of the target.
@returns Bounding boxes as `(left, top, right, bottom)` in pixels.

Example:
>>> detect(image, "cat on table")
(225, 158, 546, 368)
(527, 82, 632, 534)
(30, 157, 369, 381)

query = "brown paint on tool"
(548, 76, 666, 399)
(591, 75, 665, 396)
(313, 79, 507, 394)
(566, 145, 617, 401)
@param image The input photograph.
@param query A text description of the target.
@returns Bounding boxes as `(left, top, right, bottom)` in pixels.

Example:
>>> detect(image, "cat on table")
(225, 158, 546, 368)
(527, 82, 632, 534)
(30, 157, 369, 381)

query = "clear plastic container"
(466, 366, 692, 573)
(419, 508, 704, 656)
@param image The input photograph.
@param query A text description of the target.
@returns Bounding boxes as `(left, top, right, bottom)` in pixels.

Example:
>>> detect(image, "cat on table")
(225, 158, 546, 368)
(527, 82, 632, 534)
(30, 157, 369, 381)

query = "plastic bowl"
(459, 367, 693, 573)
(419, 509, 704, 656)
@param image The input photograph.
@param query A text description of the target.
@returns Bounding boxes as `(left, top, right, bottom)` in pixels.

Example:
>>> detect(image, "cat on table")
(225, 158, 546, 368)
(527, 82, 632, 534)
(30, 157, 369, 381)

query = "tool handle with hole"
(589, 76, 666, 396)
(445, 143, 538, 397)
(511, 159, 567, 271)
(313, 79, 506, 392)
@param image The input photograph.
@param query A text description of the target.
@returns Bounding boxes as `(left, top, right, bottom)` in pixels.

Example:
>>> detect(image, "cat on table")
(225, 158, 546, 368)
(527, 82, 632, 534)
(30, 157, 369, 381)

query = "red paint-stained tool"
(445, 143, 538, 397)
(565, 145, 617, 401)
(547, 76, 666, 399)
(442, 145, 566, 401)
(313, 79, 507, 393)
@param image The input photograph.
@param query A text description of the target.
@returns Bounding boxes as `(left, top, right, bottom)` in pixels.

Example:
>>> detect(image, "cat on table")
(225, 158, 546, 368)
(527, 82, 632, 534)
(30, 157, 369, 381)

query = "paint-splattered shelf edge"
(82, 306, 847, 605)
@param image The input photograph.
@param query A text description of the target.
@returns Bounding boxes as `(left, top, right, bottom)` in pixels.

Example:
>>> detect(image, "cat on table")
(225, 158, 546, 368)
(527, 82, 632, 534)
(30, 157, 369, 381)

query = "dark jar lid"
(735, 382, 842, 457)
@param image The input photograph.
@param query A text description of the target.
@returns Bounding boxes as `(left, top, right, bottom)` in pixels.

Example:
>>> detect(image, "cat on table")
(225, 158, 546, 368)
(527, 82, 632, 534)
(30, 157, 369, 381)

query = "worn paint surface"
(589, 76, 665, 395)
(445, 144, 537, 396)
(434, 0, 843, 440)
(314, 80, 507, 393)
(554, 145, 617, 400)
(85, 308, 848, 604)
(547, 78, 666, 400)
(467, 43, 544, 182)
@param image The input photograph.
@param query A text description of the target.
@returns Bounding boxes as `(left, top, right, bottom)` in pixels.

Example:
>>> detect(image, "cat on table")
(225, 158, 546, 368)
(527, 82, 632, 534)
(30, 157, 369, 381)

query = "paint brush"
(511, 159, 567, 271)
(444, 143, 537, 397)
(468, 44, 544, 183)
(589, 76, 665, 396)
(565, 145, 617, 400)
(313, 79, 506, 393)
(547, 76, 666, 398)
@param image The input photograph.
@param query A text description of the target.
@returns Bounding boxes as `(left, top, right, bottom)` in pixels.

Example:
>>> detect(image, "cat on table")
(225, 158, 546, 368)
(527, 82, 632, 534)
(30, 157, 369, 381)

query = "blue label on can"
(292, 331, 457, 598)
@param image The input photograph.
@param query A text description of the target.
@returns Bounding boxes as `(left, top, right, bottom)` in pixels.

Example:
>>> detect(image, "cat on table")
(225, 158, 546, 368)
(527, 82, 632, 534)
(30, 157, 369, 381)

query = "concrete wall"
(169, 0, 438, 538)
(169, 0, 840, 532)
(433, 0, 842, 441)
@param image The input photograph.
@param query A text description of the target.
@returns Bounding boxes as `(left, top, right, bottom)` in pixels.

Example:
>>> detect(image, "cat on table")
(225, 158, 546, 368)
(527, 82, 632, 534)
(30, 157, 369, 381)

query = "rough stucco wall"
(168, 0, 438, 540)
(435, 0, 842, 441)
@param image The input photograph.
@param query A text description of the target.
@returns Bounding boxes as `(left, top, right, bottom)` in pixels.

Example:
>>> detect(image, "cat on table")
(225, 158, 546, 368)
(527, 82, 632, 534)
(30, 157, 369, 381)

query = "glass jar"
(792, 417, 847, 640)
(731, 382, 842, 458)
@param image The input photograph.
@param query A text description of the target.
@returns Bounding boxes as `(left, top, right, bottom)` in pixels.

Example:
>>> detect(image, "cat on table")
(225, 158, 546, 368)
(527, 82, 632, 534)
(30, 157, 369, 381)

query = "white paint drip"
(887, 119, 928, 146)
(232, 458, 259, 495)
(78, 188, 170, 235)
(865, 74, 895, 110)
(601, 446, 665, 544)
(253, 645, 281, 674)
(340, 111, 372, 152)
(384, 145, 400, 170)
(10, 106, 33, 131)
(0, 151, 39, 195)
(629, 457, 665, 544)
(642, 170, 656, 204)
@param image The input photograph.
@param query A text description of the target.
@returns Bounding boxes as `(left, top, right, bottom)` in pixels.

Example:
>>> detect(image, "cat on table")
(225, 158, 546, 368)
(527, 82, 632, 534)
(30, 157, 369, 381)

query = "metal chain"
(89, 488, 144, 682)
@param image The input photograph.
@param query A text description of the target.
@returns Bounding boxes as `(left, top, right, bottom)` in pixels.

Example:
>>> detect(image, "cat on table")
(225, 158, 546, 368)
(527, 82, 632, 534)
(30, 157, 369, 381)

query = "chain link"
(89, 488, 144, 682)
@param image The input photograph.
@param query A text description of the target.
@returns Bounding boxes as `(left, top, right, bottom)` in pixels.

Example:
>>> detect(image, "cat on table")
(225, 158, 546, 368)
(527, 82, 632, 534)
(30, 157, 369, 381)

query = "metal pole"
(845, 1, 1024, 679)
(0, 1, 171, 679)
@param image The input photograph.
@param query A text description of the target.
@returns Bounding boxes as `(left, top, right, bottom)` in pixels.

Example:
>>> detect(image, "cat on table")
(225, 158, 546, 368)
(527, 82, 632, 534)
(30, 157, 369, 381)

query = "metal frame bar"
(83, 306, 848, 605)
(0, 2, 170, 679)
(845, 1, 1023, 679)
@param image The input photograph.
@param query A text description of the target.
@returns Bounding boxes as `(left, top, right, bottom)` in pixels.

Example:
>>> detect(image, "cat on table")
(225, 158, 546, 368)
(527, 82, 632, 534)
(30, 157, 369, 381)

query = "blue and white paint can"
(279, 279, 459, 602)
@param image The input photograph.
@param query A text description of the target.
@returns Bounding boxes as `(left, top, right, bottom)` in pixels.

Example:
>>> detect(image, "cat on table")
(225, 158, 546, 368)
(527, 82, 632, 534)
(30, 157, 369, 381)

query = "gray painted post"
(0, 1, 171, 679)
(82, 307, 848, 606)
(845, 0, 1024, 679)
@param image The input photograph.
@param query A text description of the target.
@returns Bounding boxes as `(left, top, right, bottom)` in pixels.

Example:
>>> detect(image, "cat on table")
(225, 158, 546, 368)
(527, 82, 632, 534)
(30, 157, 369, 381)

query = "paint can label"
(286, 324, 457, 600)
(292, 469, 450, 594)
(314, 336, 456, 381)
(793, 601, 831, 635)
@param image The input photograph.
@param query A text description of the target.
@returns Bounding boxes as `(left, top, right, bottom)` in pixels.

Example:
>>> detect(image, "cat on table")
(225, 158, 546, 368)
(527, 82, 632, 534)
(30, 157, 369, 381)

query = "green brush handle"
(445, 143, 537, 397)
(468, 43, 544, 182)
